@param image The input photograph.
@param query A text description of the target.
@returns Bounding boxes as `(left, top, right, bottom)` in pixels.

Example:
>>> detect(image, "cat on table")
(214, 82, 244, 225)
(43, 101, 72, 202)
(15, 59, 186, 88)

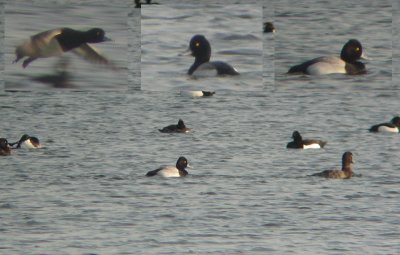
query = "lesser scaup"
(146, 157, 191, 177)
(0, 138, 11, 156)
(263, 22, 275, 33)
(14, 28, 113, 68)
(180, 90, 215, 97)
(187, 34, 239, 76)
(9, 134, 41, 149)
(287, 131, 327, 149)
(369, 116, 400, 133)
(159, 119, 192, 133)
(288, 39, 366, 75)
(311, 151, 354, 179)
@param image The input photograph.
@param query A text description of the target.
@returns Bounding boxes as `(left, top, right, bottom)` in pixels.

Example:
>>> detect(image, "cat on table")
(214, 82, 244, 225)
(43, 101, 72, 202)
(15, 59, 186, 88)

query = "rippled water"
(1, 1, 399, 254)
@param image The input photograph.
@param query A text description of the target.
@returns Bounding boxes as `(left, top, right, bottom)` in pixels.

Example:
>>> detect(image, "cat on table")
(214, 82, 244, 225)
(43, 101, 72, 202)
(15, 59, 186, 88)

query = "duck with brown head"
(312, 152, 354, 179)
(0, 138, 11, 156)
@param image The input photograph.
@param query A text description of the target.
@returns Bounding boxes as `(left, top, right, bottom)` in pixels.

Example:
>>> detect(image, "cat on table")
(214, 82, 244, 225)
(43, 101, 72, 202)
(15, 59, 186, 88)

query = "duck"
(14, 27, 114, 68)
(286, 131, 327, 149)
(369, 116, 400, 133)
(159, 119, 192, 133)
(311, 151, 354, 179)
(288, 39, 366, 75)
(0, 138, 11, 156)
(180, 90, 215, 97)
(263, 22, 275, 33)
(135, 0, 159, 8)
(9, 134, 41, 149)
(146, 157, 191, 177)
(187, 34, 239, 76)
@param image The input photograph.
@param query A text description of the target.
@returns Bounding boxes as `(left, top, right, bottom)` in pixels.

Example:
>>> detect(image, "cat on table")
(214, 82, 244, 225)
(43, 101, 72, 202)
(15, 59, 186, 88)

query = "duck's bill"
(178, 48, 192, 57)
(102, 36, 112, 42)
(360, 52, 371, 60)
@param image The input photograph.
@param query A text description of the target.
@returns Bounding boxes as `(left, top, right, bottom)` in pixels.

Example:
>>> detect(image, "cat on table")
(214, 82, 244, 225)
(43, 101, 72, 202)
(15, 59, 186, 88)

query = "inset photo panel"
(274, 0, 392, 91)
(5, 0, 129, 91)
(141, 2, 264, 92)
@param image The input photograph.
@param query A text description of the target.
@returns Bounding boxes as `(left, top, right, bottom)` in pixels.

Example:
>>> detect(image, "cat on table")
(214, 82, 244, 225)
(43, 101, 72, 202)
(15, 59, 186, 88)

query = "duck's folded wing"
(159, 124, 177, 133)
(72, 44, 119, 70)
(312, 169, 345, 178)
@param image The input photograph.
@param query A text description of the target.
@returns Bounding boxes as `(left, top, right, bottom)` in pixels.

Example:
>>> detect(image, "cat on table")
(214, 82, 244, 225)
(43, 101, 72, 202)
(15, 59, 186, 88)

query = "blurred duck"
(180, 90, 215, 97)
(135, 0, 159, 8)
(159, 119, 192, 133)
(9, 134, 41, 149)
(0, 138, 11, 156)
(263, 22, 275, 33)
(14, 27, 115, 68)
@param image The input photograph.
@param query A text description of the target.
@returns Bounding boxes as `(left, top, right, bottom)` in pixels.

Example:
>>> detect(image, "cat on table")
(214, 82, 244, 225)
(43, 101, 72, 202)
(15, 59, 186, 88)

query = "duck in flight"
(14, 27, 116, 69)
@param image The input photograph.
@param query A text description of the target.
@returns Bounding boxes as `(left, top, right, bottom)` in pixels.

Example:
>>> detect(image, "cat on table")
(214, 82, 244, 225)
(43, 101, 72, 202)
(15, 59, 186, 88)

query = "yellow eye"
(195, 42, 200, 47)
(356, 47, 360, 51)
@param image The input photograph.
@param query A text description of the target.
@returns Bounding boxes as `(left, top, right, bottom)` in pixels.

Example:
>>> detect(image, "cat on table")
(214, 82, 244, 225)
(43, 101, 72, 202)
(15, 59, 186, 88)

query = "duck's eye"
(355, 47, 360, 51)
(195, 42, 200, 47)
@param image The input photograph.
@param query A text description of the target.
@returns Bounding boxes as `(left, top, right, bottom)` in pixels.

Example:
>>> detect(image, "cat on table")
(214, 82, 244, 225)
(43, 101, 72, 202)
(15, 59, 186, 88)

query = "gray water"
(1, 0, 399, 254)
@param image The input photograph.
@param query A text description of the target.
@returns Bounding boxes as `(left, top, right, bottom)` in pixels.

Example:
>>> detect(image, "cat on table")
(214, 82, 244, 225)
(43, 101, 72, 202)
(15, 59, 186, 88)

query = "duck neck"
(188, 56, 209, 75)
(342, 163, 352, 175)
(179, 168, 188, 176)
(293, 134, 303, 145)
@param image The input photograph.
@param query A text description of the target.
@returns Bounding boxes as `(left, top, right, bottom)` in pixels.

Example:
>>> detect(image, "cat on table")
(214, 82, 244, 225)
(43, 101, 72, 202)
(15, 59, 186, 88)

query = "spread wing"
(72, 44, 120, 70)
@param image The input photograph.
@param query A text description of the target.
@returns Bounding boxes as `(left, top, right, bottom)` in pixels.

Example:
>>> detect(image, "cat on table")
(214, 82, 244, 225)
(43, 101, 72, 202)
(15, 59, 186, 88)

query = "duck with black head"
(186, 34, 239, 76)
(159, 119, 192, 133)
(9, 134, 41, 149)
(0, 138, 12, 156)
(146, 157, 191, 177)
(14, 27, 115, 68)
(288, 39, 367, 75)
(369, 116, 400, 133)
(287, 131, 327, 149)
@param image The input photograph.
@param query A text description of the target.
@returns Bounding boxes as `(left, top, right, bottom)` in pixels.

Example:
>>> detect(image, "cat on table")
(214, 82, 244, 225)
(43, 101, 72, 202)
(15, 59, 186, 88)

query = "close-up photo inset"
(4, 0, 129, 91)
(141, 3, 264, 92)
